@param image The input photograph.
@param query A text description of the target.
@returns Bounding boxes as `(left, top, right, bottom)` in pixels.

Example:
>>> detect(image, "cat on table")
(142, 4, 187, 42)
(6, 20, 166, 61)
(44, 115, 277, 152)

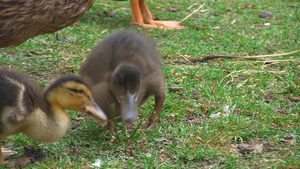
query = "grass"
(1, 0, 299, 168)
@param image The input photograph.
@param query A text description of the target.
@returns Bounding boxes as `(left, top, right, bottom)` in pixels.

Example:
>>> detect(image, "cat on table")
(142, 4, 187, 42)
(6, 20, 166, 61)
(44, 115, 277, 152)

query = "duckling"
(0, 68, 107, 164)
(79, 30, 165, 128)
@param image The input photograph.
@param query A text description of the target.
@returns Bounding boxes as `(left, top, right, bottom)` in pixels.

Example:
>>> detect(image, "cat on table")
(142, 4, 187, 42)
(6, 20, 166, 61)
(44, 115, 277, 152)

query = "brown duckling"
(0, 68, 107, 164)
(79, 30, 165, 128)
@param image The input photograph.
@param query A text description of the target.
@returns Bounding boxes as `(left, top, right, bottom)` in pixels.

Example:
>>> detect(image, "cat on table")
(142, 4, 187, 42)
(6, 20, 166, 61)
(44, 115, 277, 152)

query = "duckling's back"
(80, 30, 162, 84)
(0, 69, 41, 135)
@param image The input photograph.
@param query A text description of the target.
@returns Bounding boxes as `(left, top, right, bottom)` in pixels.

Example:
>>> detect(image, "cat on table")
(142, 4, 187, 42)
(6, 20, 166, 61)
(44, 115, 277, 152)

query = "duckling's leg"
(130, 0, 184, 29)
(149, 92, 166, 124)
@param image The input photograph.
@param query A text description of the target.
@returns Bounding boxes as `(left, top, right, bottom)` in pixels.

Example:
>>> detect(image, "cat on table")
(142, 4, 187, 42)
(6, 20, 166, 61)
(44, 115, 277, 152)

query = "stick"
(189, 50, 300, 62)
(181, 4, 205, 22)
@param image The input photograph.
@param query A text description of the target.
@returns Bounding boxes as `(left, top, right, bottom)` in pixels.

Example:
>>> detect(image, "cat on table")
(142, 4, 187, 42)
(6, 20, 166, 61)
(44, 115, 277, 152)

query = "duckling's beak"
(120, 91, 138, 125)
(84, 98, 107, 124)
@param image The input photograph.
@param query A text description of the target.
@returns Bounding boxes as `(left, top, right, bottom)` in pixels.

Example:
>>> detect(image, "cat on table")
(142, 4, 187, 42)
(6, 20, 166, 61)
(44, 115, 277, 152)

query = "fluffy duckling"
(79, 30, 165, 128)
(0, 68, 107, 164)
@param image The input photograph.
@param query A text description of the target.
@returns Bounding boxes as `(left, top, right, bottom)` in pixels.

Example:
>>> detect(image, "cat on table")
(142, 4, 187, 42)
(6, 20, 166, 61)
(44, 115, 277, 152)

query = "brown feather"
(0, 0, 95, 47)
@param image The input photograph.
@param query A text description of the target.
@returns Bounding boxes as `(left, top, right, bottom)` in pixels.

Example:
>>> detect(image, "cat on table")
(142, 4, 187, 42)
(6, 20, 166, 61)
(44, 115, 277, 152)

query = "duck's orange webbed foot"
(130, 0, 184, 30)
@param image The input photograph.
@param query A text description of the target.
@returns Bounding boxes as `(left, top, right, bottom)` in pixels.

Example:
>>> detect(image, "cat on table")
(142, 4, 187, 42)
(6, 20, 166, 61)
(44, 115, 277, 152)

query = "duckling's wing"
(0, 70, 39, 130)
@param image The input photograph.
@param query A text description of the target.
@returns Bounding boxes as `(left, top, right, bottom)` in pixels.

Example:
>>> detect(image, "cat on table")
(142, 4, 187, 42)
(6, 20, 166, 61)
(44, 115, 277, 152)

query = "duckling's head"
(110, 64, 142, 125)
(45, 74, 107, 124)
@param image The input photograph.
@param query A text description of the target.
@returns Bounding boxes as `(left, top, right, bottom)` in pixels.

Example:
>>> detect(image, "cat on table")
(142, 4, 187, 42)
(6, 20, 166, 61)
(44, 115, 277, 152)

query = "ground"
(0, 0, 299, 168)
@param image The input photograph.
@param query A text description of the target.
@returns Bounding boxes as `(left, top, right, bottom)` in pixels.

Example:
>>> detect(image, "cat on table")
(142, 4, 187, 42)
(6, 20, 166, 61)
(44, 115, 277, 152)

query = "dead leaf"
(289, 86, 294, 93)
(103, 10, 115, 17)
(288, 96, 300, 102)
(155, 137, 169, 145)
(239, 5, 256, 9)
(280, 134, 295, 145)
(264, 89, 276, 95)
(97, 9, 103, 17)
(237, 143, 263, 154)
(192, 90, 201, 99)
(168, 86, 183, 92)
(259, 11, 272, 18)
(169, 6, 178, 12)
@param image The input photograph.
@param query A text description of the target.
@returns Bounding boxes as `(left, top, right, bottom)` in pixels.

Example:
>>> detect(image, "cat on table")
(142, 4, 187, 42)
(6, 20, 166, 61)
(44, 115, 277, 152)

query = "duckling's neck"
(22, 97, 70, 143)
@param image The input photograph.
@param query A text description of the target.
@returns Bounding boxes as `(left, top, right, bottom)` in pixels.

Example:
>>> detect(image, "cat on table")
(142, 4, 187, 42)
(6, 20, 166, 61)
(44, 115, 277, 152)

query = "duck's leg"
(0, 140, 5, 165)
(130, 0, 184, 29)
(149, 92, 166, 124)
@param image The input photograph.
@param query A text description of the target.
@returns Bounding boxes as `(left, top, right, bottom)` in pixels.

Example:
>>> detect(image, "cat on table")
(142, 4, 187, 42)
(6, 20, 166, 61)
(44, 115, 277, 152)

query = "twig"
(178, 52, 190, 62)
(189, 50, 300, 62)
(255, 59, 300, 63)
(181, 4, 205, 22)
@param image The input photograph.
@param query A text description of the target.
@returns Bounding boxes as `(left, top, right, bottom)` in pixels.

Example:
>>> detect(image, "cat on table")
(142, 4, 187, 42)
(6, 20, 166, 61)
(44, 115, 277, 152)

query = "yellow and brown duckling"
(0, 68, 107, 164)
(79, 30, 166, 128)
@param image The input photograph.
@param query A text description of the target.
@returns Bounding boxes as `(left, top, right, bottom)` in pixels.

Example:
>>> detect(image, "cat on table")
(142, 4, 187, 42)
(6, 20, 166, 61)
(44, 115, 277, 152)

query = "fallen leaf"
(237, 143, 263, 154)
(155, 137, 169, 145)
(103, 10, 115, 17)
(97, 9, 103, 17)
(264, 89, 276, 95)
(169, 6, 178, 12)
(280, 134, 295, 145)
(192, 90, 201, 99)
(288, 96, 300, 102)
(259, 11, 272, 18)
(289, 86, 294, 93)
(168, 86, 183, 92)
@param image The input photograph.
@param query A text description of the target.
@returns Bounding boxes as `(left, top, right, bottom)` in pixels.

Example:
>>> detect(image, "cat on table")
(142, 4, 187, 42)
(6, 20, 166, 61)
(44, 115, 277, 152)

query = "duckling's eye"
(76, 89, 84, 94)
(68, 88, 85, 94)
